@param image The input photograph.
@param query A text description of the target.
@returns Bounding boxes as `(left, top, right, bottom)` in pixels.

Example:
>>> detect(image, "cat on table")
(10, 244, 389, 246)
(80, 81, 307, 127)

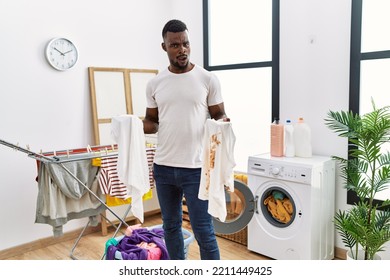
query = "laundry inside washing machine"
(261, 187, 295, 227)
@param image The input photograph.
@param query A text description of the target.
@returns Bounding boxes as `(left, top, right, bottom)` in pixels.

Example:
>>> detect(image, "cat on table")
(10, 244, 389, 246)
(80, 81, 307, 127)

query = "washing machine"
(246, 153, 336, 260)
(211, 153, 335, 260)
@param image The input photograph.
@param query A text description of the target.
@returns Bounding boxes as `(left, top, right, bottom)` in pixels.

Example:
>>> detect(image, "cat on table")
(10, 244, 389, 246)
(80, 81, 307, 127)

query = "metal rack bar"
(0, 138, 133, 260)
(0, 138, 53, 162)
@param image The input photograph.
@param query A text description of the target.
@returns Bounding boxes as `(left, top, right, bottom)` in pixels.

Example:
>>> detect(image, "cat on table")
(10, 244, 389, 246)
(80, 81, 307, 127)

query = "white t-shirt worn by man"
(145, 65, 224, 168)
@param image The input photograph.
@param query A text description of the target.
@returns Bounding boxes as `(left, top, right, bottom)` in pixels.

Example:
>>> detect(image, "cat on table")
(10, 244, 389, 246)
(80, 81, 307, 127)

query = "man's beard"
(171, 58, 189, 70)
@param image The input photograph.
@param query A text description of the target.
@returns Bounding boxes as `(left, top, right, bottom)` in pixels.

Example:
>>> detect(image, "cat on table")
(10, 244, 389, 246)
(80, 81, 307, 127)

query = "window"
(349, 0, 390, 204)
(203, 0, 279, 172)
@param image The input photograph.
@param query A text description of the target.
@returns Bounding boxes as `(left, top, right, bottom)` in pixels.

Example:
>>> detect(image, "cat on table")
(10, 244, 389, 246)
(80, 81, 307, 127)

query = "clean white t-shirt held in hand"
(111, 114, 150, 223)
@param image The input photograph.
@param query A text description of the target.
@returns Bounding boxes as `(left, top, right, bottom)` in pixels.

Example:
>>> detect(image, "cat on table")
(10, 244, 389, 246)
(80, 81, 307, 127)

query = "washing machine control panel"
(248, 160, 312, 184)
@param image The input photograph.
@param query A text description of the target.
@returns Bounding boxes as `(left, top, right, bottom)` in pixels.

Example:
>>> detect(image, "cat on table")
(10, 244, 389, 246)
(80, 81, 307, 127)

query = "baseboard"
(0, 210, 161, 260)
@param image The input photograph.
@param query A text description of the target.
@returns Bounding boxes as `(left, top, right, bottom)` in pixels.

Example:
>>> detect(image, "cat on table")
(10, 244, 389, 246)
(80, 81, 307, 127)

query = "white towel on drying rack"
(111, 114, 150, 223)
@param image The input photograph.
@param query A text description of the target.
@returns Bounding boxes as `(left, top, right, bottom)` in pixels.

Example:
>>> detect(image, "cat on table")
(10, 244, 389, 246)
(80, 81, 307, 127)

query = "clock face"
(45, 38, 79, 71)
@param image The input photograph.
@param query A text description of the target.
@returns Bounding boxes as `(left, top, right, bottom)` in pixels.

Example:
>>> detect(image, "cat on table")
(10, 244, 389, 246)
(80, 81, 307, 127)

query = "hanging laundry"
(35, 159, 105, 237)
(98, 146, 156, 199)
(98, 155, 131, 199)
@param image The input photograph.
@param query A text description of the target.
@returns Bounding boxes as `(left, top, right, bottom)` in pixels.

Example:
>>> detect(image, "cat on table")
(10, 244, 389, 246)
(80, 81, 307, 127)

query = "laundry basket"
(106, 224, 195, 260)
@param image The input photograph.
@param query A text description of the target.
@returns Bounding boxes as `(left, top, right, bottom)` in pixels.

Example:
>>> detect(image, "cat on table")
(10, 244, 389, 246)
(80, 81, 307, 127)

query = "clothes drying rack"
(0, 138, 135, 260)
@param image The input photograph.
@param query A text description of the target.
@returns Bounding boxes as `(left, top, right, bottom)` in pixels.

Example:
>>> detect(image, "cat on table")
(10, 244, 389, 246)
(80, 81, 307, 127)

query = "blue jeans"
(153, 164, 220, 260)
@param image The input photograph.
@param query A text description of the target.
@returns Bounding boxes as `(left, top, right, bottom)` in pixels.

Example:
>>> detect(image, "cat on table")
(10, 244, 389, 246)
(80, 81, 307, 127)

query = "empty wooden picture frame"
(88, 67, 158, 145)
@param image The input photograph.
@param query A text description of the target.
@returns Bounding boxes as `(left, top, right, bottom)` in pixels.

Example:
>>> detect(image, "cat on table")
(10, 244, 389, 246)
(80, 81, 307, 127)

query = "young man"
(143, 19, 229, 260)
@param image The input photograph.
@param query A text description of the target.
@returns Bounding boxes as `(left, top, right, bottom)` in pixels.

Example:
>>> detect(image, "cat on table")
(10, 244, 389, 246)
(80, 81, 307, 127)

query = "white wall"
(1, 0, 388, 259)
(280, 0, 389, 259)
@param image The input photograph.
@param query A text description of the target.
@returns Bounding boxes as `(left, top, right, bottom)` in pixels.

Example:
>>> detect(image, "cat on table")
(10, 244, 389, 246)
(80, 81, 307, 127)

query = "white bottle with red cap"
(293, 117, 312, 158)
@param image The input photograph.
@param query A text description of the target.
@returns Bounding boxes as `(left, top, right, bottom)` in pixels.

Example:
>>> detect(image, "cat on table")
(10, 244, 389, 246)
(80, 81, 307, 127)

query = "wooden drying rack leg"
(101, 211, 108, 236)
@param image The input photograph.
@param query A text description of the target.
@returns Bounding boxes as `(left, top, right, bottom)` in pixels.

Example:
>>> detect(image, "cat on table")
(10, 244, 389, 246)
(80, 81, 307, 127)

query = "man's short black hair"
(162, 19, 188, 39)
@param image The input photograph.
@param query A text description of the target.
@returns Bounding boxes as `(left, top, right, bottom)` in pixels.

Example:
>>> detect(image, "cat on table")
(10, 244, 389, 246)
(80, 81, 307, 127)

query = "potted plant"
(324, 99, 390, 260)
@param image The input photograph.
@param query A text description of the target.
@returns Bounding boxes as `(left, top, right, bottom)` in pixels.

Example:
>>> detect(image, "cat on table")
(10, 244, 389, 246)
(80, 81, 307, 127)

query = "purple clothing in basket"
(106, 228, 169, 260)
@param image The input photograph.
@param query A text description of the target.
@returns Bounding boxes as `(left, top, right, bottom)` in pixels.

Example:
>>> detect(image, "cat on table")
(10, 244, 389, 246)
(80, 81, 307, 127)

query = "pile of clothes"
(105, 224, 169, 260)
(263, 190, 293, 224)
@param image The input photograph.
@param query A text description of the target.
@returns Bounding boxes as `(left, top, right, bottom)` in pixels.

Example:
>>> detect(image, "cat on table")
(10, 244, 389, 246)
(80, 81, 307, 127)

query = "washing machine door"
(213, 179, 255, 234)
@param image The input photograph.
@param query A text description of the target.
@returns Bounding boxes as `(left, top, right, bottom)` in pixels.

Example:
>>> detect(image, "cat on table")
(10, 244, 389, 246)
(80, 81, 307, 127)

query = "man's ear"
(161, 43, 167, 51)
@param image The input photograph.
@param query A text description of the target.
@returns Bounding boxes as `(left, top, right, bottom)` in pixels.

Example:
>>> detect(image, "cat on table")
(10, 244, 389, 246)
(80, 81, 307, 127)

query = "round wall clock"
(45, 37, 79, 71)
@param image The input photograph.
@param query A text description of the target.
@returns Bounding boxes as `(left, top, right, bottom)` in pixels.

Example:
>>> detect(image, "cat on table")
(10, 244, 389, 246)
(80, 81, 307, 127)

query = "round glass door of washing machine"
(251, 179, 306, 237)
(213, 180, 255, 235)
(258, 185, 297, 228)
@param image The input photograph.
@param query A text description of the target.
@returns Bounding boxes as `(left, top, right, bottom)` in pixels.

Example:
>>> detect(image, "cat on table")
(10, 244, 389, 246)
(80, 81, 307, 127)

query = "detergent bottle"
(270, 117, 284, 157)
(293, 117, 312, 157)
(284, 119, 295, 157)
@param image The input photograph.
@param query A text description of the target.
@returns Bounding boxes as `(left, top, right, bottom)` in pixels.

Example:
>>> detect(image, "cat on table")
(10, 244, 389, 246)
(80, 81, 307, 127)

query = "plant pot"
(346, 250, 381, 260)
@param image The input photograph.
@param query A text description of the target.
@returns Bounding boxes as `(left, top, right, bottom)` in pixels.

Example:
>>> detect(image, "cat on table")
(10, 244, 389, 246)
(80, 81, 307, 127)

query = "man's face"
(162, 31, 191, 72)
